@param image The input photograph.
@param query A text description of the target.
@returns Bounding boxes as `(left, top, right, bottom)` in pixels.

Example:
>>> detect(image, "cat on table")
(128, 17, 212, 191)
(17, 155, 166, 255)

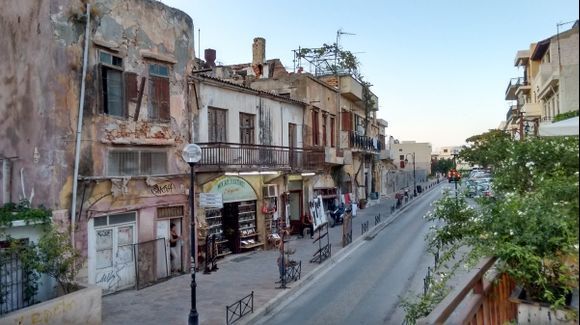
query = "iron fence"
(132, 238, 170, 290)
(0, 249, 37, 315)
(361, 220, 369, 235)
(226, 291, 254, 325)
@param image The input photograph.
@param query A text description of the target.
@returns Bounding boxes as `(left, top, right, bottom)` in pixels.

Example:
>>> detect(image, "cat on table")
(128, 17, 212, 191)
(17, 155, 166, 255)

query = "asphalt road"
(255, 186, 447, 325)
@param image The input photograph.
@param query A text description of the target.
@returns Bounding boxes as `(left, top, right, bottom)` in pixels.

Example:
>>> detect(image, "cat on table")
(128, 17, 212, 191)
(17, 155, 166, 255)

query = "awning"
(538, 117, 579, 137)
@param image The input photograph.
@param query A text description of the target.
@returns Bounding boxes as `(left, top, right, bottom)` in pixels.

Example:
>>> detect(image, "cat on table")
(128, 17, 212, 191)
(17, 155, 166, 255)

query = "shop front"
(202, 176, 262, 256)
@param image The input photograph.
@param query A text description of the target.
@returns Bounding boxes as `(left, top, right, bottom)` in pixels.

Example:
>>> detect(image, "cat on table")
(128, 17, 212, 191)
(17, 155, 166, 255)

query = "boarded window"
(125, 72, 139, 102)
(149, 63, 170, 121)
(208, 107, 227, 142)
(341, 111, 352, 132)
(239, 113, 255, 144)
(108, 150, 168, 176)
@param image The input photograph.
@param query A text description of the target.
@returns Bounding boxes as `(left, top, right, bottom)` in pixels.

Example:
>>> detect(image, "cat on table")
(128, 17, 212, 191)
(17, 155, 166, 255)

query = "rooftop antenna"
(198, 28, 201, 66)
(335, 29, 355, 74)
(556, 20, 576, 69)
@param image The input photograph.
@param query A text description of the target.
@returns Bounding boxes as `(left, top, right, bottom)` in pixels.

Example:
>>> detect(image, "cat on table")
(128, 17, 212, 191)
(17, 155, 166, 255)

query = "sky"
(161, 0, 578, 150)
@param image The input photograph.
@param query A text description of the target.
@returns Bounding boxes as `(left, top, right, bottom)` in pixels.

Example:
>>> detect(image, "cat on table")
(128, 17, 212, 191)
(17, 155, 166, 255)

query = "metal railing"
(0, 249, 37, 315)
(361, 220, 369, 235)
(226, 291, 254, 325)
(197, 142, 324, 172)
(348, 132, 383, 152)
(133, 238, 170, 290)
(417, 257, 517, 324)
(374, 214, 381, 226)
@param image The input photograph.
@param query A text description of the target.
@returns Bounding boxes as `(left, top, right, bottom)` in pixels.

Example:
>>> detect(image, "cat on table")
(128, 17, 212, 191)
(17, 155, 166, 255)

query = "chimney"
(252, 37, 266, 65)
(204, 48, 216, 68)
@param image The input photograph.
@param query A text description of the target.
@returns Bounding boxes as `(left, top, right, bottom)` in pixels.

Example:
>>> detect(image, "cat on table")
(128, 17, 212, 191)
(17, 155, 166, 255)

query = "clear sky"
(161, 0, 578, 150)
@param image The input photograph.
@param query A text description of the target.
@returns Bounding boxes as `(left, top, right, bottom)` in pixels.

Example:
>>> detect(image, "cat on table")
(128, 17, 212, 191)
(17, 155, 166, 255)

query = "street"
(254, 185, 445, 325)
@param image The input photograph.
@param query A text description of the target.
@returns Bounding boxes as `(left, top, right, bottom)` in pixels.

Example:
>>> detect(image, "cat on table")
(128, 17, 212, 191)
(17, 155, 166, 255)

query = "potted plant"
(425, 132, 579, 323)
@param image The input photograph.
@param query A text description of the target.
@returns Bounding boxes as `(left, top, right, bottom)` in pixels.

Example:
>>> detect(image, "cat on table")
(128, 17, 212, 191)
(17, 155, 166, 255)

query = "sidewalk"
(101, 180, 442, 325)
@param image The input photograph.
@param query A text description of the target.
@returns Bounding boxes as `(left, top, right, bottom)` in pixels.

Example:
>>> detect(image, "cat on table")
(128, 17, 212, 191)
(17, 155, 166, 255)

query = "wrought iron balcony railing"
(348, 131, 383, 153)
(196, 142, 324, 172)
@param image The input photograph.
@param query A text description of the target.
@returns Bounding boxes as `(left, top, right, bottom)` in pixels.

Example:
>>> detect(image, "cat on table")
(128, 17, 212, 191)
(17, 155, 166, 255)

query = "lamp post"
(404, 152, 417, 197)
(182, 143, 202, 325)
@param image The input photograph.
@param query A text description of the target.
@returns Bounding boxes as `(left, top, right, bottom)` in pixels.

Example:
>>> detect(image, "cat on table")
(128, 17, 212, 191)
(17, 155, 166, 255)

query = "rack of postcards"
(262, 197, 280, 249)
(238, 201, 261, 250)
(205, 208, 231, 257)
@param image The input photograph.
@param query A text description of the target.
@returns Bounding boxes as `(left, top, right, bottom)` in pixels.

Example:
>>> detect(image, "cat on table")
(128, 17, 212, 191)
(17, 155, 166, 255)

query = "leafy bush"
(430, 134, 579, 308)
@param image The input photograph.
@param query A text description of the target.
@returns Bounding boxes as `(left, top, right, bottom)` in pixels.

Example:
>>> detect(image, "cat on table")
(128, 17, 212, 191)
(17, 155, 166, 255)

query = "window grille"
(108, 150, 168, 176)
(157, 206, 184, 218)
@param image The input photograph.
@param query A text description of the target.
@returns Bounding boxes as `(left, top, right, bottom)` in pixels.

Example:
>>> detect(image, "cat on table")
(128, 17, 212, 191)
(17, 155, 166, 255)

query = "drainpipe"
(71, 3, 91, 246)
(2, 159, 12, 204)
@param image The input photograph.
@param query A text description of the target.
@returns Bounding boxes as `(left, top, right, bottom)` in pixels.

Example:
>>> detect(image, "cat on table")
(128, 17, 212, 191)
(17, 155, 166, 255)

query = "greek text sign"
(209, 176, 257, 203)
(200, 193, 223, 208)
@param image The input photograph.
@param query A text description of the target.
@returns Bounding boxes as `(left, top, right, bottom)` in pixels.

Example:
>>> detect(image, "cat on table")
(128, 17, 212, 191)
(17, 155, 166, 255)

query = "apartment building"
(504, 21, 579, 139)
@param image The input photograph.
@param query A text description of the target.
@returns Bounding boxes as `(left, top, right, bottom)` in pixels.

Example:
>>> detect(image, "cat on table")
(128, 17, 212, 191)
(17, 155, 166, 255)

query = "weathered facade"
(503, 21, 579, 139)
(1, 0, 196, 294)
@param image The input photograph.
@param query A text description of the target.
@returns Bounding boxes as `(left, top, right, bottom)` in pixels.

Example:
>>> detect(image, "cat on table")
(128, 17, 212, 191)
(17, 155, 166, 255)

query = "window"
(108, 150, 168, 176)
(399, 155, 405, 160)
(149, 63, 170, 121)
(330, 117, 335, 147)
(312, 110, 319, 146)
(208, 107, 227, 142)
(100, 52, 125, 117)
(239, 113, 255, 144)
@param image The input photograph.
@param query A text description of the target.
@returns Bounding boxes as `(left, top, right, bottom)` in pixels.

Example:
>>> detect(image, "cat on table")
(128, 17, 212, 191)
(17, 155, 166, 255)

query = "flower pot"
(509, 286, 578, 324)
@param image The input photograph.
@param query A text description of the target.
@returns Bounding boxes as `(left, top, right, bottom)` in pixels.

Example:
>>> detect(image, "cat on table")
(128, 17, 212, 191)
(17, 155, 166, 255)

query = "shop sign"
(200, 193, 223, 208)
(209, 176, 257, 203)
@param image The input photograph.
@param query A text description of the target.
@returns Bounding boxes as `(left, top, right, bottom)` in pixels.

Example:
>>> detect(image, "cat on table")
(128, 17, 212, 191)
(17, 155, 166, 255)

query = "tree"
(431, 158, 454, 176)
(459, 129, 511, 169)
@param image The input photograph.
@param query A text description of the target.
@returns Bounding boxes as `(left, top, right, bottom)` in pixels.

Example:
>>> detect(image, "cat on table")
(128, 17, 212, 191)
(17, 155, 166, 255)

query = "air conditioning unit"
(262, 184, 278, 198)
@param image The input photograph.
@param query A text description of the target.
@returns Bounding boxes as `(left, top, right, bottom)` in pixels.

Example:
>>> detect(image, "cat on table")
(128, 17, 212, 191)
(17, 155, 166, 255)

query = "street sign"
(199, 193, 223, 208)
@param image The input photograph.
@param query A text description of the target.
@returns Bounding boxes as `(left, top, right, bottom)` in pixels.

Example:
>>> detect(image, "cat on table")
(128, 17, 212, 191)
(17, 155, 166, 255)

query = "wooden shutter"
(124, 72, 138, 102)
(150, 76, 170, 121)
(341, 111, 352, 131)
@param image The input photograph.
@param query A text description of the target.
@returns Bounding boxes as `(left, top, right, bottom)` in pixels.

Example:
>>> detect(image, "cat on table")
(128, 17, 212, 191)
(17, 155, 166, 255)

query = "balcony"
(522, 102, 541, 117)
(196, 143, 324, 172)
(324, 147, 344, 165)
(347, 131, 383, 153)
(505, 77, 528, 100)
(535, 63, 559, 98)
(506, 105, 518, 123)
(339, 75, 363, 102)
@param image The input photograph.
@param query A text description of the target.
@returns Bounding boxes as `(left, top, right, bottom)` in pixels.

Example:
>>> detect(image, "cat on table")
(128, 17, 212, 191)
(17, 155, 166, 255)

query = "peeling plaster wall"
(197, 82, 304, 147)
(0, 1, 75, 210)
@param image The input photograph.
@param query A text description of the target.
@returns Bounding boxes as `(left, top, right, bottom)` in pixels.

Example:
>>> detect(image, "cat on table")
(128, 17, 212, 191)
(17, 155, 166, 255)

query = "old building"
(503, 21, 579, 139)
(189, 69, 323, 255)
(1, 0, 196, 294)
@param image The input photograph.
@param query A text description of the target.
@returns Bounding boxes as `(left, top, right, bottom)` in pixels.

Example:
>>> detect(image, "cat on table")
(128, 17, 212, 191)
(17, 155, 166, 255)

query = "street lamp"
(404, 152, 417, 197)
(182, 143, 202, 325)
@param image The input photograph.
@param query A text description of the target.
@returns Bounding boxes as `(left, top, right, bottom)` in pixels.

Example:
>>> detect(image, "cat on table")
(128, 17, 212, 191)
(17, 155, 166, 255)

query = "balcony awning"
(538, 117, 579, 136)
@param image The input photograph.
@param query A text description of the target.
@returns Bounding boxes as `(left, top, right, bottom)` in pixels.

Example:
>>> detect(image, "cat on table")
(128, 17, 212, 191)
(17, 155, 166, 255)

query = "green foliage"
(297, 43, 360, 75)
(553, 110, 579, 123)
(459, 129, 512, 169)
(34, 226, 83, 294)
(431, 158, 454, 176)
(0, 200, 52, 228)
(427, 135, 579, 309)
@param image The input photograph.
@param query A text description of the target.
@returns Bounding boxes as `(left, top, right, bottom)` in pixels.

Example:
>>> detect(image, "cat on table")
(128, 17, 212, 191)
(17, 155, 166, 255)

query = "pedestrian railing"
(226, 291, 254, 325)
(361, 220, 369, 235)
(284, 261, 301, 283)
(374, 214, 381, 226)
(310, 224, 331, 264)
(423, 266, 432, 296)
